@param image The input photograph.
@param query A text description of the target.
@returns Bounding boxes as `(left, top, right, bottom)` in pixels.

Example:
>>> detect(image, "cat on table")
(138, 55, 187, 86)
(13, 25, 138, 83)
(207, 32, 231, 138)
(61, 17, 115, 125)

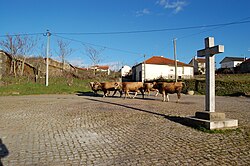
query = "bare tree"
(0, 35, 22, 76)
(56, 39, 73, 71)
(85, 45, 105, 75)
(0, 34, 37, 76)
(19, 36, 37, 76)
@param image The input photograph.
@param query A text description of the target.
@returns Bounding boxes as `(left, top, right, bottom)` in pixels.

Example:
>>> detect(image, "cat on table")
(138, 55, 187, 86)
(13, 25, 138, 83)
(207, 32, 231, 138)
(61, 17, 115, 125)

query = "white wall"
(221, 61, 234, 68)
(142, 64, 193, 81)
(145, 64, 169, 80)
(221, 61, 243, 68)
(233, 61, 243, 67)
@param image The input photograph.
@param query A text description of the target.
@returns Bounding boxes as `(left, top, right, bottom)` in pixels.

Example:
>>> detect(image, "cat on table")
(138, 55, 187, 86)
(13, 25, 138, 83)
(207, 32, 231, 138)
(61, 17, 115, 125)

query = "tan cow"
(153, 82, 185, 102)
(92, 82, 122, 97)
(89, 82, 102, 95)
(143, 82, 159, 96)
(121, 82, 144, 99)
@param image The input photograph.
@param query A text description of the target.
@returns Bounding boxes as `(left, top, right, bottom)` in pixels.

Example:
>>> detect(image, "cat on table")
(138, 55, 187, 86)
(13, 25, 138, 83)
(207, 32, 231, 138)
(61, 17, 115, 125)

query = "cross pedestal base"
(186, 111, 238, 130)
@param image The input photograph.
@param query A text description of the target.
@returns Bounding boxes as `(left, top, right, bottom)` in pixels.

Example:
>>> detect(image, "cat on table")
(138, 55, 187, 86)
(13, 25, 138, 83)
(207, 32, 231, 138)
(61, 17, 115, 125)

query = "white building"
(189, 57, 206, 75)
(132, 56, 193, 82)
(90, 65, 110, 75)
(220, 57, 245, 69)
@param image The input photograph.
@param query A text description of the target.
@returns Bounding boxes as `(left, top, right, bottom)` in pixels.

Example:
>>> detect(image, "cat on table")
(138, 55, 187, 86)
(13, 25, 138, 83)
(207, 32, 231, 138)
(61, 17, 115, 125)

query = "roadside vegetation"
(0, 71, 121, 96)
(0, 73, 249, 96)
(183, 74, 250, 96)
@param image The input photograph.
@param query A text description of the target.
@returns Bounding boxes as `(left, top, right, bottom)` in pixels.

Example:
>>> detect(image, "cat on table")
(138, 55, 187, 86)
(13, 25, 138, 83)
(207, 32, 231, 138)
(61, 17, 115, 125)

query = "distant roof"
(220, 57, 245, 64)
(241, 58, 250, 64)
(144, 56, 192, 67)
(196, 58, 206, 63)
(91, 65, 109, 70)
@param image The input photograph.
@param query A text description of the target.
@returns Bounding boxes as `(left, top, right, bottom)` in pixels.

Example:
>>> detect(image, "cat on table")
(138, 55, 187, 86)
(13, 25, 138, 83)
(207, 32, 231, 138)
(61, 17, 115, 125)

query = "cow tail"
(182, 82, 186, 88)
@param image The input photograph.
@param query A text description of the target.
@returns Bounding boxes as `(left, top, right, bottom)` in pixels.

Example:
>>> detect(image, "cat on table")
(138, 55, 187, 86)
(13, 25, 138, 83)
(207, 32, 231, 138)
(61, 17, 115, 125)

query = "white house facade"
(90, 65, 110, 75)
(220, 57, 245, 69)
(132, 56, 193, 82)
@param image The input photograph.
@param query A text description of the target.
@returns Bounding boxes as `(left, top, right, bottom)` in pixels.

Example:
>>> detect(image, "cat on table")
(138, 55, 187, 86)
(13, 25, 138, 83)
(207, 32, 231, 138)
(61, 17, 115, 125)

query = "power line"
(53, 19, 250, 35)
(53, 34, 143, 55)
(178, 16, 250, 40)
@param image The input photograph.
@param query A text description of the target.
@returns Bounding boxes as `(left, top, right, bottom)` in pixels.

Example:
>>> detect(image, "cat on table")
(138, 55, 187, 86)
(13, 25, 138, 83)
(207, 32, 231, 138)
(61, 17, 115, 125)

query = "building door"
(139, 71, 142, 82)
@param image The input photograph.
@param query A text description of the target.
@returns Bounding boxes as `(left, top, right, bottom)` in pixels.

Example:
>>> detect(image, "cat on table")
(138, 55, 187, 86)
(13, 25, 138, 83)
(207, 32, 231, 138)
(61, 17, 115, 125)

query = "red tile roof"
(145, 56, 192, 67)
(91, 65, 109, 70)
(98, 65, 109, 70)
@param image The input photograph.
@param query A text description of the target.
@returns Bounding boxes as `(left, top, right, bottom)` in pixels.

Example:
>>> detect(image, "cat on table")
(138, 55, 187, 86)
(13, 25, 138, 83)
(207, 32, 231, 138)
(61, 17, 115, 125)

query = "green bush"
(183, 77, 250, 96)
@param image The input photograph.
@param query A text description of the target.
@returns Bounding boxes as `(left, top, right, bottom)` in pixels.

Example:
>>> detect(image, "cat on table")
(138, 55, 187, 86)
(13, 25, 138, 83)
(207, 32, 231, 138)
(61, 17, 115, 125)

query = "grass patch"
(0, 77, 91, 96)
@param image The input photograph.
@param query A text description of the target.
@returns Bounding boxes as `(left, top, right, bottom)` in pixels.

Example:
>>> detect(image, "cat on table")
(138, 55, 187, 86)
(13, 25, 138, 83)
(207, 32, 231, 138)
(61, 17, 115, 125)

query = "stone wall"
(0, 50, 76, 79)
(0, 51, 12, 79)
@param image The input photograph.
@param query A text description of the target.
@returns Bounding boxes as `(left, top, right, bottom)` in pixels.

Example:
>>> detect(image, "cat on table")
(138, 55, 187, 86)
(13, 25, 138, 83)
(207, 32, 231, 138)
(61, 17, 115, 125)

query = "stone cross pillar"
(197, 37, 224, 112)
(186, 37, 238, 130)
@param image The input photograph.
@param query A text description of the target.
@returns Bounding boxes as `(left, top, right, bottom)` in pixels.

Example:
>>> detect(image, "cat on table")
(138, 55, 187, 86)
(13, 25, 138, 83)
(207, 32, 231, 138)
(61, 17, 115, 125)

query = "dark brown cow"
(92, 82, 122, 97)
(153, 82, 185, 102)
(143, 82, 159, 96)
(121, 82, 144, 99)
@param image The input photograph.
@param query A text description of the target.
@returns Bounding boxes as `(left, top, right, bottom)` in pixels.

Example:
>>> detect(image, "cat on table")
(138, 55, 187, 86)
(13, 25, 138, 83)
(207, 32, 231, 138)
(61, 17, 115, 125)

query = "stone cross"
(197, 37, 224, 112)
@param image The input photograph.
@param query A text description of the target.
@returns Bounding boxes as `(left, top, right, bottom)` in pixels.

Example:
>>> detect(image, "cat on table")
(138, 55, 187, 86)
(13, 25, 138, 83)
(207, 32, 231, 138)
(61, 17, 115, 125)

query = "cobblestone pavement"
(0, 93, 249, 166)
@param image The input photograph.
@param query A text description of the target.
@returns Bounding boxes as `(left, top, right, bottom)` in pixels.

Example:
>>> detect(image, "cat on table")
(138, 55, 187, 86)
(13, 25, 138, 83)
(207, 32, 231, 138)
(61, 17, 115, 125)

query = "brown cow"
(92, 82, 122, 97)
(121, 82, 144, 99)
(153, 82, 185, 102)
(143, 82, 159, 96)
(89, 82, 102, 95)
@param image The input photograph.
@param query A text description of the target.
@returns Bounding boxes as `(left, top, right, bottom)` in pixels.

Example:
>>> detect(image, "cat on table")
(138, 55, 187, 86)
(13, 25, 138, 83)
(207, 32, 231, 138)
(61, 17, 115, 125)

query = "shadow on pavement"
(76, 91, 157, 100)
(85, 98, 190, 127)
(76, 91, 102, 97)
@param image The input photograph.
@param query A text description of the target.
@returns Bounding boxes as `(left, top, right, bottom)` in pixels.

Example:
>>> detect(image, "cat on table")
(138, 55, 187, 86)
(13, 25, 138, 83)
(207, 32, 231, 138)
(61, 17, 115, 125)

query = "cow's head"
(92, 82, 102, 90)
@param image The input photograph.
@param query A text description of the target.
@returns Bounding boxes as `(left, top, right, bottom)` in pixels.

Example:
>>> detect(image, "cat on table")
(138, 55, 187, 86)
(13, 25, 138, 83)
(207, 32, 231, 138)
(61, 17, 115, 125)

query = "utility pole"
(143, 54, 146, 83)
(45, 30, 51, 86)
(173, 38, 177, 82)
(193, 55, 196, 75)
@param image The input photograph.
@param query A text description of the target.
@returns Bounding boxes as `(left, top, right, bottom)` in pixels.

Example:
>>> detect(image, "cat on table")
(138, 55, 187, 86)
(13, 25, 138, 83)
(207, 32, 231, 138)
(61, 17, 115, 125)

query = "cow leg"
(155, 90, 159, 97)
(140, 89, 144, 99)
(124, 91, 127, 99)
(112, 90, 117, 96)
(166, 93, 169, 102)
(162, 91, 166, 102)
(124, 91, 130, 99)
(176, 92, 181, 103)
(133, 92, 138, 99)
(127, 91, 132, 98)
(103, 90, 108, 98)
(119, 90, 123, 97)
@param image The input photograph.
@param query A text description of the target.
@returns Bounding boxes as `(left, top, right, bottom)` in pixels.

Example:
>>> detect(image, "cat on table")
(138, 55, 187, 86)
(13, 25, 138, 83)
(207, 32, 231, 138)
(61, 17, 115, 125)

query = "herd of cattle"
(89, 81, 186, 102)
